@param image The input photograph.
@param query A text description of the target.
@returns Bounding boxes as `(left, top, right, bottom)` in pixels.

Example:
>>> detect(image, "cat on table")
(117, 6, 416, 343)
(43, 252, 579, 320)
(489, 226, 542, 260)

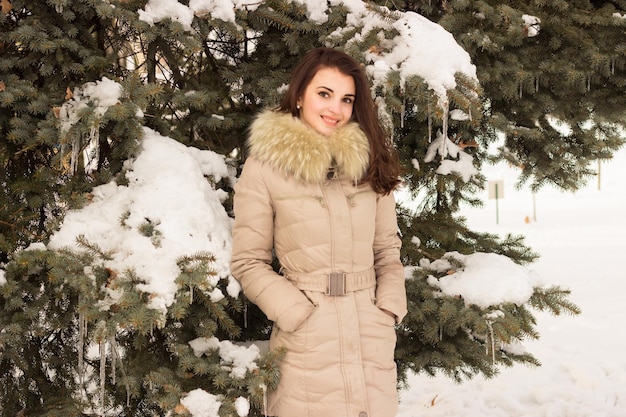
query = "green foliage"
(1, 0, 616, 414)
(0, 0, 150, 262)
(0, 248, 86, 415)
(396, 253, 579, 385)
(0, 240, 280, 415)
(382, 0, 626, 191)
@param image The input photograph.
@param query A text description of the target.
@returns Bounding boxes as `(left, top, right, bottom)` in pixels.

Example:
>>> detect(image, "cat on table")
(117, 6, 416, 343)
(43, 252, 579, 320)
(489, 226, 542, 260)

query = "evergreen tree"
(371, 0, 623, 382)
(1, 0, 617, 415)
(377, 0, 626, 190)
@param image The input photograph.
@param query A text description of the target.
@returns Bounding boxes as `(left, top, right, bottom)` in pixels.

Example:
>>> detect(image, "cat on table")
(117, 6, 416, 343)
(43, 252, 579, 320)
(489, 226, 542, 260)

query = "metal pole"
(495, 183, 500, 224)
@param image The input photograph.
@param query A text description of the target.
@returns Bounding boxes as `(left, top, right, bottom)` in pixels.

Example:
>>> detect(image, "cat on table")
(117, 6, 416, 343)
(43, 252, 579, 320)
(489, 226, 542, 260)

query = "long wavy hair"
(278, 47, 401, 195)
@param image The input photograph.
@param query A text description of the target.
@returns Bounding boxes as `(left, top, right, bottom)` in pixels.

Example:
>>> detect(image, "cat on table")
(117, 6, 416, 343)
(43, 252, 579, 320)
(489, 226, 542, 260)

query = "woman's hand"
(380, 308, 396, 320)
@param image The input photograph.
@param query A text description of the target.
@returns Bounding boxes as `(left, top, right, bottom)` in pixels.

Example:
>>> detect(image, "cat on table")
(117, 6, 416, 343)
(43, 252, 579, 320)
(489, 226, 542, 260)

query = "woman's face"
(297, 66, 355, 137)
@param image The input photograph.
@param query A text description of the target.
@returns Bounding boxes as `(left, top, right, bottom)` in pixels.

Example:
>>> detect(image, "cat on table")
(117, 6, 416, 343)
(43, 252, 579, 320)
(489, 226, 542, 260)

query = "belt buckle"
(326, 272, 346, 296)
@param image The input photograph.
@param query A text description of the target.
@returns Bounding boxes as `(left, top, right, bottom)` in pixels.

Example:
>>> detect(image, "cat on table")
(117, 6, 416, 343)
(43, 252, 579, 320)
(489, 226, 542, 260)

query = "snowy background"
(397, 147, 626, 417)
(2, 0, 623, 415)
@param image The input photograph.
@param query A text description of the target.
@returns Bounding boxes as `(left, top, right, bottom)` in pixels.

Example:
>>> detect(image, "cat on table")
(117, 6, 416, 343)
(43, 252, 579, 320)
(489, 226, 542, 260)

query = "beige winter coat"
(230, 110, 407, 417)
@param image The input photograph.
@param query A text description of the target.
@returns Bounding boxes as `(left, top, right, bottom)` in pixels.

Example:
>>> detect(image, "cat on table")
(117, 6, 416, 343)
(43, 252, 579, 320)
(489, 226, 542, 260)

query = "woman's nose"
(328, 99, 341, 113)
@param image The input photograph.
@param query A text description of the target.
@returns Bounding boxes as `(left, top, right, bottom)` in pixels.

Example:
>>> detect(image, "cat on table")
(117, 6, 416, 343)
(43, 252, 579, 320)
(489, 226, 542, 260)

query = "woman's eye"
(343, 97, 353, 104)
(318, 91, 330, 98)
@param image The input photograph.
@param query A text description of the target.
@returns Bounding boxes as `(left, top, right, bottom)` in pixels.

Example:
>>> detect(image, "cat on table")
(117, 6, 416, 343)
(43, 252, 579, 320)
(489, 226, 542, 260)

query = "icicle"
(85, 125, 100, 174)
(439, 323, 443, 342)
(486, 320, 496, 365)
(109, 335, 131, 407)
(535, 75, 539, 92)
(427, 104, 432, 143)
(400, 96, 405, 129)
(78, 305, 84, 383)
(439, 100, 449, 160)
(100, 339, 106, 412)
(587, 74, 591, 92)
(70, 133, 80, 174)
(518, 81, 523, 99)
(611, 58, 615, 75)
(244, 301, 248, 329)
(109, 335, 116, 385)
(190, 284, 194, 304)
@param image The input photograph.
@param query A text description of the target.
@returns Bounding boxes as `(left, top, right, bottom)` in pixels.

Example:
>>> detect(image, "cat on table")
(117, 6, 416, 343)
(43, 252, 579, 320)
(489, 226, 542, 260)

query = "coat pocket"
(269, 293, 317, 354)
(367, 286, 397, 327)
(358, 287, 397, 368)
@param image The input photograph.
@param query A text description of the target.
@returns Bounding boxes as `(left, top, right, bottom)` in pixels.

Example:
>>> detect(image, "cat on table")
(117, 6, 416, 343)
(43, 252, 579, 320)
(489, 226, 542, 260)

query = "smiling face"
(296, 66, 356, 137)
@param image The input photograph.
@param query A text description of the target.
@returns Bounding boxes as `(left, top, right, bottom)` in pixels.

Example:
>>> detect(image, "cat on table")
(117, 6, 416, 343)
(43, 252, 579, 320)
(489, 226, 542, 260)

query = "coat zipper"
(320, 182, 335, 270)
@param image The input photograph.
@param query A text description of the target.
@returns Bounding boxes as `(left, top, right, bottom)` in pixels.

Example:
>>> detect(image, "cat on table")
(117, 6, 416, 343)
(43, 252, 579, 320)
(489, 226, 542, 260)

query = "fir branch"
(74, 234, 114, 261)
(529, 286, 582, 316)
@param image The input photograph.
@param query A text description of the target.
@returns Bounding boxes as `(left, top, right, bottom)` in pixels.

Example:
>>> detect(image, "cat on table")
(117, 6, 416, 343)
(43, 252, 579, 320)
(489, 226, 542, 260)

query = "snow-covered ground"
(397, 147, 626, 417)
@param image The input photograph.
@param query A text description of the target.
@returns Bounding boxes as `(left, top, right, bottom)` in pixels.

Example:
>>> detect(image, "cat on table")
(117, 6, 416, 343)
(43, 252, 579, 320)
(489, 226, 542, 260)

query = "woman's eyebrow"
(317, 85, 356, 97)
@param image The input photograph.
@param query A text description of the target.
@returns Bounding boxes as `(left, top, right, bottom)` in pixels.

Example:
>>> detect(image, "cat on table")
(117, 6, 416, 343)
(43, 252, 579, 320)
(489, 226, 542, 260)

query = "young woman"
(230, 47, 407, 417)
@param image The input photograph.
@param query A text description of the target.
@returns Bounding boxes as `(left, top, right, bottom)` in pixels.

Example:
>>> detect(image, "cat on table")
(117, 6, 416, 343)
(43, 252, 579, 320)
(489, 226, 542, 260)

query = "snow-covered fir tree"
(383, 0, 626, 191)
(1, 0, 622, 415)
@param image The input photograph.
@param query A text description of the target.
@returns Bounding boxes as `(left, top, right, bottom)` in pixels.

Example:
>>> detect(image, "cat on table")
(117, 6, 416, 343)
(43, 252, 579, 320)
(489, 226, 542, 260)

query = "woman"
(230, 47, 407, 417)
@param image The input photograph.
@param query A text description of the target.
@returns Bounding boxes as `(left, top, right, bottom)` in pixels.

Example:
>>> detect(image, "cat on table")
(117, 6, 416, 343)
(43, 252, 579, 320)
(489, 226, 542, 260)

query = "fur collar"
(247, 110, 370, 184)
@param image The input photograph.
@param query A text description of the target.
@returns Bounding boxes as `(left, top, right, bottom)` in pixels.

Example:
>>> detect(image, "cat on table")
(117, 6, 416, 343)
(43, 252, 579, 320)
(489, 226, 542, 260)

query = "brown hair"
(278, 47, 401, 194)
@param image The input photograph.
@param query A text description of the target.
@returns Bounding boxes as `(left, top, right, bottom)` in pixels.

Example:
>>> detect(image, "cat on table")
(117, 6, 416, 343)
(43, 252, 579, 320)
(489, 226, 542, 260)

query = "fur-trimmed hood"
(247, 110, 370, 184)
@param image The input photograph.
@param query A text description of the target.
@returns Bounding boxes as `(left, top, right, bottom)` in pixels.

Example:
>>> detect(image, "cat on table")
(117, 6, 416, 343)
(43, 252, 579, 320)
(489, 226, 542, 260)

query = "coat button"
(359, 412, 368, 417)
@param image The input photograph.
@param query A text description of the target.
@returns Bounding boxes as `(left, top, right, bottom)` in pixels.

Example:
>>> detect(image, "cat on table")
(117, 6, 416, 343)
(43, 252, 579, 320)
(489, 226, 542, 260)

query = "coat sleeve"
(230, 158, 316, 332)
(373, 191, 407, 323)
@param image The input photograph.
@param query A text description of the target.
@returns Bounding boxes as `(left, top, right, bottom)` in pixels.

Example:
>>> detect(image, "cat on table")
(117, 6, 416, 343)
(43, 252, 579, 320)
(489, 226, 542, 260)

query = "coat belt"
(283, 268, 376, 296)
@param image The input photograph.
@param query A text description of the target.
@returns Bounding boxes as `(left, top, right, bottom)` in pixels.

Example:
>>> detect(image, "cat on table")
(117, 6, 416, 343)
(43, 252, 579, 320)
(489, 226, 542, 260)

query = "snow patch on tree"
(189, 337, 261, 379)
(180, 389, 222, 417)
(424, 131, 478, 182)
(58, 77, 127, 174)
(48, 106, 237, 314)
(425, 252, 545, 309)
